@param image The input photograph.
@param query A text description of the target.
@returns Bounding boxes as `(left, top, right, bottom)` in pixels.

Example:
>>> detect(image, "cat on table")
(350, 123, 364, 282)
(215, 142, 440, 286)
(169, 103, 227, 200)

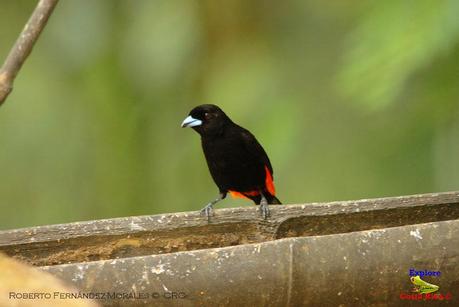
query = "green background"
(1, 0, 458, 230)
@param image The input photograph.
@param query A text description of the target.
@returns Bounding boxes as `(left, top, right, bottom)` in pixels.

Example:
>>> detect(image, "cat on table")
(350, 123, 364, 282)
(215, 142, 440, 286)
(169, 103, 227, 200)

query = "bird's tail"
(267, 194, 282, 205)
(247, 192, 282, 205)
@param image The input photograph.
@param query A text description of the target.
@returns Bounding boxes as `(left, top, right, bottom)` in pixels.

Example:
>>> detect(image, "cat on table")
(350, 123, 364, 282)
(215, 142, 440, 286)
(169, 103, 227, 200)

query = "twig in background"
(0, 0, 59, 106)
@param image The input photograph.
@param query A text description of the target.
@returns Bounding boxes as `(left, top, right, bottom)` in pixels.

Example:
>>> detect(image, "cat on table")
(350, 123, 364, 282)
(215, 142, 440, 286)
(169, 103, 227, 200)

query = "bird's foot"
(200, 203, 214, 221)
(259, 200, 270, 220)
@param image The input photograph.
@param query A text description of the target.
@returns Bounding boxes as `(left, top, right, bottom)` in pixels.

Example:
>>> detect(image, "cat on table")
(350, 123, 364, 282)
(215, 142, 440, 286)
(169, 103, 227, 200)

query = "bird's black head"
(181, 104, 231, 136)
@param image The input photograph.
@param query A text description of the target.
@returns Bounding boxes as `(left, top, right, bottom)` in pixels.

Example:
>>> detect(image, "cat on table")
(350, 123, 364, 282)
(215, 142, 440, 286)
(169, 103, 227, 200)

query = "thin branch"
(0, 0, 59, 106)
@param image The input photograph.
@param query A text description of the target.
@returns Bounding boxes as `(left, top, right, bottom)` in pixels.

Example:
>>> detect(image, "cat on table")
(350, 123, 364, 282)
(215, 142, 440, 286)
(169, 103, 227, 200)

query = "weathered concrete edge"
(1, 191, 458, 246)
(40, 219, 459, 306)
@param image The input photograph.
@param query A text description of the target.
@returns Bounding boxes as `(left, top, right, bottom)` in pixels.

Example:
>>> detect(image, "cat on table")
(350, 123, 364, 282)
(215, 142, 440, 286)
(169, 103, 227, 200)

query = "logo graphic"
(410, 276, 439, 294)
(399, 268, 452, 301)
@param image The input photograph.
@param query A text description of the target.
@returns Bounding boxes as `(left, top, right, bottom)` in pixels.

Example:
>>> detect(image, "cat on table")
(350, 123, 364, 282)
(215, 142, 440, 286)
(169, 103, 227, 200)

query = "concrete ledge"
(0, 191, 458, 266)
(1, 191, 458, 306)
(41, 219, 459, 306)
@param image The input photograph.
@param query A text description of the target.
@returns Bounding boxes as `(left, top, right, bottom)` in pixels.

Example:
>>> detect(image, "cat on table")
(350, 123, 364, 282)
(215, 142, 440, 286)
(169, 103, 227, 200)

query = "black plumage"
(181, 104, 281, 219)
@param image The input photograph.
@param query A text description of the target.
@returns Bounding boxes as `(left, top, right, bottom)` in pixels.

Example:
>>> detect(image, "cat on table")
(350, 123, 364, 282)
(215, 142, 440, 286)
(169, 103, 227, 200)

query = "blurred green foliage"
(0, 0, 458, 230)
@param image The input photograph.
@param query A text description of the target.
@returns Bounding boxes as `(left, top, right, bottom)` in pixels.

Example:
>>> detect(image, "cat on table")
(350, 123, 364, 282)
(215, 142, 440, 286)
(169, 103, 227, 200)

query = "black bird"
(181, 104, 281, 219)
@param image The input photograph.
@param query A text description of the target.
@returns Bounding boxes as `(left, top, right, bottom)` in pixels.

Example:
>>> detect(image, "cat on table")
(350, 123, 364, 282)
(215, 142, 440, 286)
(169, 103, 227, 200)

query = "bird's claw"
(200, 203, 214, 221)
(259, 202, 270, 219)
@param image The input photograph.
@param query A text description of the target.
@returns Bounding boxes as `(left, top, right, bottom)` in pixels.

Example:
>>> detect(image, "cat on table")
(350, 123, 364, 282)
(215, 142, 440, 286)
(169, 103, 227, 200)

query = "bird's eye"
(204, 112, 211, 119)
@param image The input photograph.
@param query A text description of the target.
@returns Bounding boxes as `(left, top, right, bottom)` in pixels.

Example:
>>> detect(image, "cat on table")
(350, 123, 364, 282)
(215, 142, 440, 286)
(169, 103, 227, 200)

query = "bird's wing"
(239, 128, 274, 176)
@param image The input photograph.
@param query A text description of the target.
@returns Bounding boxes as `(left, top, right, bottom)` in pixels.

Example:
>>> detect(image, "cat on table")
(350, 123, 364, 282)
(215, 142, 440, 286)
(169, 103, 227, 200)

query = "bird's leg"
(259, 192, 270, 219)
(200, 192, 226, 221)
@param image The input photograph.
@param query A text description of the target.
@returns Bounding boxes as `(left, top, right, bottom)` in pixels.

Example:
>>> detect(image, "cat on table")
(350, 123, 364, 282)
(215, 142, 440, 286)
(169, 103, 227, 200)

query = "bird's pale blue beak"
(181, 115, 203, 128)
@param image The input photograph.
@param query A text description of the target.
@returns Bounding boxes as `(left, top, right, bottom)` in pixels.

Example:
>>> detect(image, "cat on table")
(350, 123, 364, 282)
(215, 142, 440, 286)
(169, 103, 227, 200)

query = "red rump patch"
(229, 190, 258, 199)
(264, 165, 276, 196)
(229, 165, 276, 199)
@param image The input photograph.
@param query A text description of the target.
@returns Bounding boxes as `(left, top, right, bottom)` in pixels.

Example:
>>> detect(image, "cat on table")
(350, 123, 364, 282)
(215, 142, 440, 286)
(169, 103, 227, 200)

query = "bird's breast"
(201, 136, 264, 191)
